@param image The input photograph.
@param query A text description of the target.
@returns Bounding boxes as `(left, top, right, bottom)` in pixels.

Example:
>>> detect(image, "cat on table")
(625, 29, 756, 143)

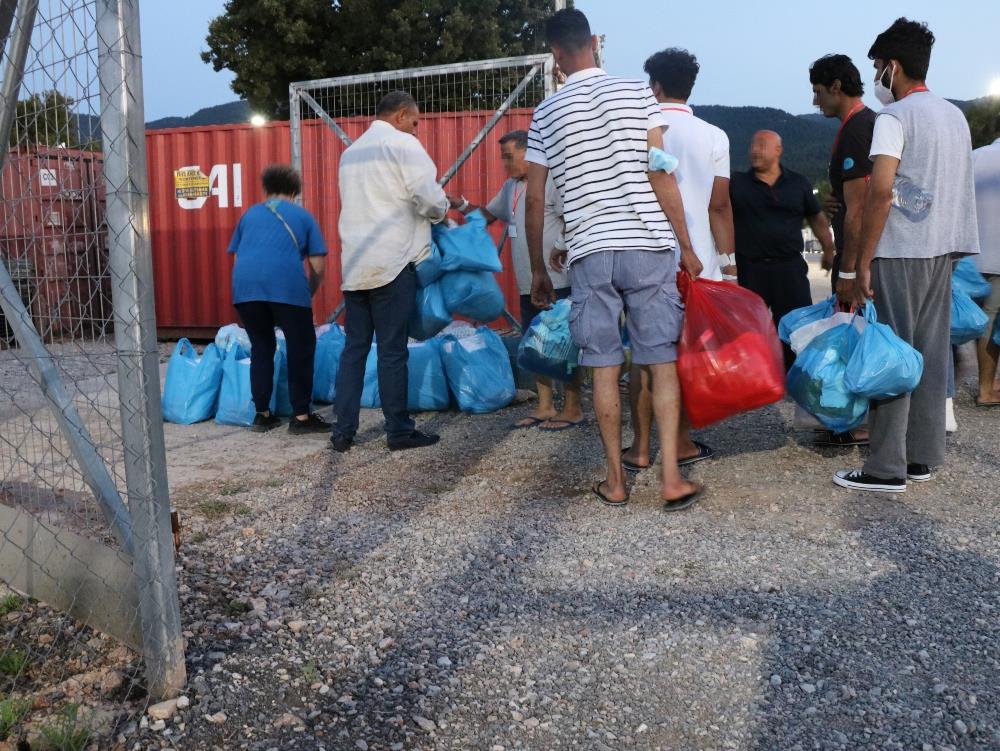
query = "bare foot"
(622, 446, 651, 469)
(540, 408, 585, 430)
(661, 478, 702, 503)
(976, 390, 1000, 405)
(594, 478, 628, 504)
(513, 409, 557, 428)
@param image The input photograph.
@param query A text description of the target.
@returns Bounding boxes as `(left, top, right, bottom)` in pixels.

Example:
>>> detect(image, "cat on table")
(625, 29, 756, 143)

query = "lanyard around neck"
(832, 102, 866, 155)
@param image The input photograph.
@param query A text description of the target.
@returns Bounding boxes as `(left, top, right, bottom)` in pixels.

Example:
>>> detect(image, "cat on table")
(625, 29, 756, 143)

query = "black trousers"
(235, 301, 316, 416)
(738, 255, 813, 370)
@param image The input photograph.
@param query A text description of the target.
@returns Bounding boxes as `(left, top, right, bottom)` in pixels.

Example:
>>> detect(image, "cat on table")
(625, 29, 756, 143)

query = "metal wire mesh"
(1, 1, 183, 746)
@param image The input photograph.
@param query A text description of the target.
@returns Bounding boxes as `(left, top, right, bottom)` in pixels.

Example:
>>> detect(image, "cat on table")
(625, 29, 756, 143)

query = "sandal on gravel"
(510, 416, 547, 430)
(593, 480, 628, 507)
(621, 446, 652, 472)
(677, 441, 714, 467)
(662, 485, 703, 512)
(539, 418, 586, 432)
(814, 430, 868, 447)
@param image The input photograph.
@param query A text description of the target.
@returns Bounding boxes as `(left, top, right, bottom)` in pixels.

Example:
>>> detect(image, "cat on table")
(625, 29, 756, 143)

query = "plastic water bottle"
(891, 176, 932, 219)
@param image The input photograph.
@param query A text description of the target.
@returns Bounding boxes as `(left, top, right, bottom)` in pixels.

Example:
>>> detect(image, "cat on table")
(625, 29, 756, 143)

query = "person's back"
(973, 137, 1000, 274)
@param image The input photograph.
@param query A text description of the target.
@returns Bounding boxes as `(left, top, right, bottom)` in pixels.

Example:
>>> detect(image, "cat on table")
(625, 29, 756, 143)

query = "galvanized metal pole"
(289, 84, 302, 197)
(96, 0, 185, 699)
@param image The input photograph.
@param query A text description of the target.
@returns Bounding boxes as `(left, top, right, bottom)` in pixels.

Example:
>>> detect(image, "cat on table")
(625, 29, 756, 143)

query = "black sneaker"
(832, 469, 905, 493)
(387, 429, 440, 451)
(250, 412, 282, 432)
(330, 433, 354, 453)
(906, 463, 931, 482)
(288, 412, 332, 435)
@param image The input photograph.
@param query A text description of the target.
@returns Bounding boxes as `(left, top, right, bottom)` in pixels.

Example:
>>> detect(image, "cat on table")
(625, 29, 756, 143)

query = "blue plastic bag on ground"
(273, 336, 294, 417)
(951, 287, 989, 345)
(844, 302, 923, 399)
(953, 257, 992, 301)
(162, 339, 223, 424)
(786, 323, 868, 433)
(433, 210, 503, 273)
(410, 281, 452, 340)
(360, 340, 451, 412)
(517, 299, 579, 382)
(778, 296, 837, 345)
(313, 325, 345, 403)
(440, 270, 505, 321)
(415, 241, 445, 287)
(440, 326, 516, 414)
(215, 323, 251, 356)
(215, 345, 278, 426)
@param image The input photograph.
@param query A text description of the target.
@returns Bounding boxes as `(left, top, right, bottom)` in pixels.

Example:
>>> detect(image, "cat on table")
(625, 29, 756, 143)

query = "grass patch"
(301, 661, 319, 684)
(0, 649, 28, 676)
(217, 481, 249, 497)
(37, 703, 91, 751)
(194, 500, 231, 518)
(226, 599, 251, 615)
(234, 503, 252, 516)
(0, 594, 23, 617)
(189, 531, 208, 544)
(0, 694, 32, 740)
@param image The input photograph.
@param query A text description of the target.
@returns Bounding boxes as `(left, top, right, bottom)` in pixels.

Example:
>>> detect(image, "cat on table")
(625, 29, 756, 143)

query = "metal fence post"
(96, 0, 185, 699)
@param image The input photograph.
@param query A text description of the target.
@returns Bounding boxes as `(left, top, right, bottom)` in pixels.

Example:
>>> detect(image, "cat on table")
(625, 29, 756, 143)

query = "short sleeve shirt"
(829, 107, 876, 250)
(228, 199, 327, 308)
(729, 167, 821, 261)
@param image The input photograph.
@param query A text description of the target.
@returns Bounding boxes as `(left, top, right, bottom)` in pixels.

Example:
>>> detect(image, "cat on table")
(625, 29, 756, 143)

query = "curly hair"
(643, 48, 699, 101)
(809, 54, 864, 97)
(868, 17, 935, 80)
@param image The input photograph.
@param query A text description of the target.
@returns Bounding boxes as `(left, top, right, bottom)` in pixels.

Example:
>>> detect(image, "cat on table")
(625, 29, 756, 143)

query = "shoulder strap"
(265, 200, 302, 251)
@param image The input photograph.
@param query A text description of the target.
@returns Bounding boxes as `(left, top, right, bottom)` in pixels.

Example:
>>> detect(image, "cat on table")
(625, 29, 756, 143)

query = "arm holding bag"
(844, 302, 923, 399)
(676, 274, 785, 428)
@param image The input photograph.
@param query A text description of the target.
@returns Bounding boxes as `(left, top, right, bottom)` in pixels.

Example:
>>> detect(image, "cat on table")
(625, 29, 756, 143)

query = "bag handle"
(265, 200, 302, 251)
(176, 337, 193, 358)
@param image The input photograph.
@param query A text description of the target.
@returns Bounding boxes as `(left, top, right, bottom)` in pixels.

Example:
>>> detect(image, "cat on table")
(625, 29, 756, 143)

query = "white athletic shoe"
(945, 398, 957, 434)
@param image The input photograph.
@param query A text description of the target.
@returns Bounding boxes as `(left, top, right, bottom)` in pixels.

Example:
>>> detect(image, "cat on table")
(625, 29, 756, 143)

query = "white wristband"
(838, 271, 857, 280)
(717, 253, 736, 267)
(458, 197, 470, 212)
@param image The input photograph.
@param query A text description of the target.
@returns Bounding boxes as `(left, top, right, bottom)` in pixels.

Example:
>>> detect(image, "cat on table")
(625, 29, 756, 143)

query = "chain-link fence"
(0, 1, 183, 746)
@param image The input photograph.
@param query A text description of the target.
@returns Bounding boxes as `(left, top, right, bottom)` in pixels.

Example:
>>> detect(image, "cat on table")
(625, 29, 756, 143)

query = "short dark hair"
(545, 8, 591, 51)
(376, 90, 418, 117)
(868, 17, 935, 80)
(261, 164, 301, 196)
(643, 48, 700, 101)
(809, 54, 864, 97)
(499, 130, 528, 149)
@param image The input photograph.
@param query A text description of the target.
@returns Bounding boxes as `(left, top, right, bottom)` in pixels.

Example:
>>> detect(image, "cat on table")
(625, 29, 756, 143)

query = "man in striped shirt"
(525, 8, 704, 510)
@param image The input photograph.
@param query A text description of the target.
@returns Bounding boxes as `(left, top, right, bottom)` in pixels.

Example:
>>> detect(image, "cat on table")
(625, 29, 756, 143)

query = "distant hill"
(145, 100, 250, 130)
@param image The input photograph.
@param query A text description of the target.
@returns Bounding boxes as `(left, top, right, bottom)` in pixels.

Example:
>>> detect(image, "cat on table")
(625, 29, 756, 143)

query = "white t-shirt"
(974, 138, 1000, 275)
(870, 113, 905, 160)
(660, 103, 730, 281)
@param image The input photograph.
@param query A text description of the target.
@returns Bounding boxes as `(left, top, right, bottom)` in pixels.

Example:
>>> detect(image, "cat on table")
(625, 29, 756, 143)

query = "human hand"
(446, 194, 466, 210)
(530, 269, 555, 310)
(835, 276, 855, 306)
(852, 268, 873, 308)
(549, 249, 568, 273)
(820, 248, 835, 272)
(720, 263, 737, 279)
(822, 194, 842, 217)
(681, 248, 703, 278)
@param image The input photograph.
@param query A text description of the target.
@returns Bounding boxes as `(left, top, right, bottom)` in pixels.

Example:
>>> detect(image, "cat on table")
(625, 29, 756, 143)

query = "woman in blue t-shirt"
(228, 165, 329, 433)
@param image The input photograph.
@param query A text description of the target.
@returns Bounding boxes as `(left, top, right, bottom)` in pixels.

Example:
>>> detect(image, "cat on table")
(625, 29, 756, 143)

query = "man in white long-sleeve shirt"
(332, 91, 453, 452)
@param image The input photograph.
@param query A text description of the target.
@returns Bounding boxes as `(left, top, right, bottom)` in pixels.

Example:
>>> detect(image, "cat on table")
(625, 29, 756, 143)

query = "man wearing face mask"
(833, 18, 980, 494)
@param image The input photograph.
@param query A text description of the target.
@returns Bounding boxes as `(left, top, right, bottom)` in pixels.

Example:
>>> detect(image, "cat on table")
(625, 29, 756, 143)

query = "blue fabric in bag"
(844, 302, 924, 399)
(440, 270, 505, 322)
(360, 340, 450, 411)
(517, 299, 579, 382)
(162, 339, 224, 424)
(950, 287, 989, 345)
(777, 295, 837, 344)
(313, 325, 345, 403)
(410, 281, 452, 341)
(415, 241, 445, 287)
(953, 257, 992, 301)
(440, 327, 516, 414)
(215, 345, 278, 426)
(786, 323, 868, 433)
(433, 210, 503, 273)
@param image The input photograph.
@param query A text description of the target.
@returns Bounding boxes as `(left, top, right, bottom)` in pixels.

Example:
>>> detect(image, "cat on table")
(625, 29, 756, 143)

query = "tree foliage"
(966, 98, 1000, 149)
(10, 91, 79, 147)
(202, 0, 557, 118)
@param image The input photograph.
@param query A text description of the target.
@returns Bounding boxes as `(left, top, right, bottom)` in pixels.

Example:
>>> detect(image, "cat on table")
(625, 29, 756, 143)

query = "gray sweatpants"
(864, 255, 952, 479)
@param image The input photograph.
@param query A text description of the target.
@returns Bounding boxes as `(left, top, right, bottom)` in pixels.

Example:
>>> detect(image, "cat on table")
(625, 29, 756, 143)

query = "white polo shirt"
(660, 103, 731, 281)
(974, 137, 1000, 275)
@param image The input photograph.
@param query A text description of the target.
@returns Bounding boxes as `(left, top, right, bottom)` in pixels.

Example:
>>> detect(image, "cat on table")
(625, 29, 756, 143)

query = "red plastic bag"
(677, 273, 785, 428)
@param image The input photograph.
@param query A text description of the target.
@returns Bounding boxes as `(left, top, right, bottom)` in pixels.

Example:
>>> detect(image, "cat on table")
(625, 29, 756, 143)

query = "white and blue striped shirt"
(526, 68, 675, 265)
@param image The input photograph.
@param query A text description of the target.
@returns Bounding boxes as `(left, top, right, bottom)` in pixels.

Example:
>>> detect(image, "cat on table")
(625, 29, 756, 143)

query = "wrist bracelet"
(458, 197, 470, 212)
(717, 253, 736, 267)
(838, 271, 857, 280)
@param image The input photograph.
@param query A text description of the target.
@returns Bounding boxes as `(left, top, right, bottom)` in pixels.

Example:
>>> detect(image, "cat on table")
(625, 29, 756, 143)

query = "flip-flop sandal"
(510, 416, 547, 430)
(662, 486, 703, 512)
(539, 419, 586, 432)
(974, 399, 1000, 407)
(677, 441, 714, 467)
(621, 446, 651, 473)
(593, 480, 628, 507)
(814, 430, 868, 447)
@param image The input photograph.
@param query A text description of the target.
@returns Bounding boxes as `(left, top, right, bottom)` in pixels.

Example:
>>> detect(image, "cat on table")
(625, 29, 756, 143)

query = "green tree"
(966, 98, 1000, 149)
(10, 90, 79, 147)
(202, 0, 559, 118)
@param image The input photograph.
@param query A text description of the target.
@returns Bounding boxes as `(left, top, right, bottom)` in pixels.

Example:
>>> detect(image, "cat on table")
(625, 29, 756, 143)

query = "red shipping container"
(146, 111, 533, 339)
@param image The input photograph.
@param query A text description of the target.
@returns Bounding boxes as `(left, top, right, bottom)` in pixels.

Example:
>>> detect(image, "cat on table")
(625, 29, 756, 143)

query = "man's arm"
(401, 142, 449, 223)
(853, 155, 900, 304)
(526, 162, 554, 308)
(835, 177, 868, 302)
(805, 210, 836, 271)
(444, 192, 499, 223)
(307, 256, 325, 296)
(708, 176, 736, 277)
(647, 127, 702, 277)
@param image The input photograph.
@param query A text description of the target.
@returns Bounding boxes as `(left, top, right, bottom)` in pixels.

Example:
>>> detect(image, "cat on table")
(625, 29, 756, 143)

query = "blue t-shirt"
(228, 199, 327, 308)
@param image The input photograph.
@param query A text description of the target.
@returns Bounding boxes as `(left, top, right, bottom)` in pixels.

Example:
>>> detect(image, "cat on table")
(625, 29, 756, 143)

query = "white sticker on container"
(39, 168, 57, 187)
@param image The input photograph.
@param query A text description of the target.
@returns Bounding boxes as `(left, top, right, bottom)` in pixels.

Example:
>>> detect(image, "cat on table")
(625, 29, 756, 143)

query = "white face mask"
(874, 63, 896, 106)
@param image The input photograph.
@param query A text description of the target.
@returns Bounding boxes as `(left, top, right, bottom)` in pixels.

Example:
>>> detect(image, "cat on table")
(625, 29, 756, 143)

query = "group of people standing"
(226, 8, 997, 507)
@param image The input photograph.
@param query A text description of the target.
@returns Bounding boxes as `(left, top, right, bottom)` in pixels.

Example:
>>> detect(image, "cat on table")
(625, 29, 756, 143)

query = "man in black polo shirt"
(810, 54, 877, 296)
(730, 130, 835, 368)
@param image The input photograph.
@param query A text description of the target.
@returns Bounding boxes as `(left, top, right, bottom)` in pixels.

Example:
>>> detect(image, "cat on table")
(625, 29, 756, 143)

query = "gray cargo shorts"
(568, 249, 683, 366)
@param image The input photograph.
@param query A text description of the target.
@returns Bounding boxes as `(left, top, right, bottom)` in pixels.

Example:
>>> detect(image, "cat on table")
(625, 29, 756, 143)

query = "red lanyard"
(900, 85, 929, 99)
(832, 102, 866, 155)
(511, 182, 526, 216)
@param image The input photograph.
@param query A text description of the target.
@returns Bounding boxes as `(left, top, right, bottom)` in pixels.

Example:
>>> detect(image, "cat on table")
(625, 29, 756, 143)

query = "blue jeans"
(333, 265, 416, 441)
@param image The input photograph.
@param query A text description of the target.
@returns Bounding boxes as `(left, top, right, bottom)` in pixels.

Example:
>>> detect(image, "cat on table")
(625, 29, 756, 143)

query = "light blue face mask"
(649, 146, 679, 174)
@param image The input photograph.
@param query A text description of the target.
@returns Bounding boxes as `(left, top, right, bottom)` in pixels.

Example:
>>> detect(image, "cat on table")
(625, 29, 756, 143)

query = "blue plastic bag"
(215, 345, 279, 426)
(433, 211, 503, 273)
(786, 323, 868, 433)
(313, 325, 345, 403)
(410, 281, 452, 340)
(415, 241, 445, 287)
(273, 337, 294, 417)
(360, 340, 451, 412)
(161, 339, 223, 424)
(440, 326, 516, 414)
(778, 296, 837, 345)
(953, 257, 992, 301)
(215, 323, 251, 356)
(517, 299, 579, 382)
(440, 270, 505, 321)
(844, 302, 924, 399)
(994, 310, 1000, 347)
(951, 287, 989, 345)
